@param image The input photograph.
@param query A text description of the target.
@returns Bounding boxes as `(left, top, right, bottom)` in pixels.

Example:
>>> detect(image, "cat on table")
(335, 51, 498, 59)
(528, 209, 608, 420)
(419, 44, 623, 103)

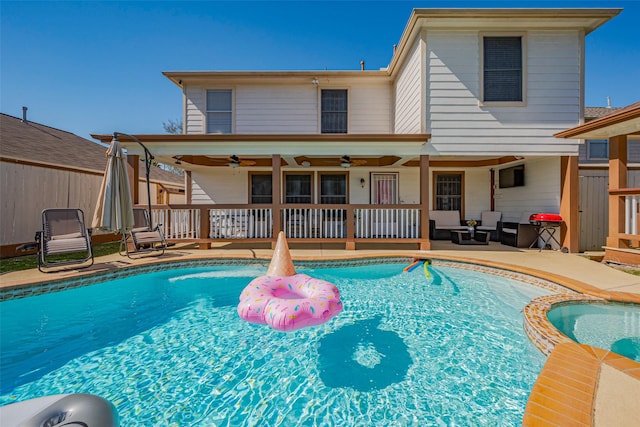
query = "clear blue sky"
(1, 1, 639, 140)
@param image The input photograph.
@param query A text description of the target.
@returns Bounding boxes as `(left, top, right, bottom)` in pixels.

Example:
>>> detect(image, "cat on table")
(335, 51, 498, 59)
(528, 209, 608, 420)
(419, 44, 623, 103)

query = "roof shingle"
(0, 113, 183, 185)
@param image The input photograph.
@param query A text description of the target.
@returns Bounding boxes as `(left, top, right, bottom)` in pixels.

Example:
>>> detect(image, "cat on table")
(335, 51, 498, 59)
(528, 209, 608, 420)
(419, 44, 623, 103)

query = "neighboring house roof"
(0, 113, 183, 186)
(585, 107, 624, 121)
(556, 102, 640, 140)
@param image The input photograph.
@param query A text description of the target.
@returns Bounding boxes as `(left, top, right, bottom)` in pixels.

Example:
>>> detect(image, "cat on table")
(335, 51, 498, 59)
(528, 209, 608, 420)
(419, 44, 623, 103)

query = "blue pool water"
(1, 262, 551, 425)
(547, 302, 640, 361)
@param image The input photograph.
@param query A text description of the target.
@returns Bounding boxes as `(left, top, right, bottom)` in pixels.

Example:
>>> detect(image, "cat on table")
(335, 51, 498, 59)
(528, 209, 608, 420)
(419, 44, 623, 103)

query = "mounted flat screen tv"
(499, 165, 525, 188)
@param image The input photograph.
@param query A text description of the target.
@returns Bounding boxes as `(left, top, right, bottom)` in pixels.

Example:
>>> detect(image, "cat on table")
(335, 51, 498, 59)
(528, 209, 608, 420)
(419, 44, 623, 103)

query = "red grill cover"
(529, 213, 563, 223)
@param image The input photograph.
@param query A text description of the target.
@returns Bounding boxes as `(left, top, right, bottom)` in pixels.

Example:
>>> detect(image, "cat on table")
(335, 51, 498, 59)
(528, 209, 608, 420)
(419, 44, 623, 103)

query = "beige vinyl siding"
(394, 37, 422, 134)
(0, 162, 103, 245)
(185, 82, 392, 135)
(191, 169, 252, 204)
(494, 157, 560, 223)
(235, 86, 318, 134)
(190, 180, 214, 204)
(350, 83, 392, 134)
(426, 30, 582, 155)
(185, 86, 205, 134)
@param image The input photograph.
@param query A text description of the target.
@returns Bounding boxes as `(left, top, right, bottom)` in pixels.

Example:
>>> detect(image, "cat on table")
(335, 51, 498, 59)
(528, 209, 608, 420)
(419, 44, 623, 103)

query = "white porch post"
(272, 154, 282, 248)
(420, 155, 431, 250)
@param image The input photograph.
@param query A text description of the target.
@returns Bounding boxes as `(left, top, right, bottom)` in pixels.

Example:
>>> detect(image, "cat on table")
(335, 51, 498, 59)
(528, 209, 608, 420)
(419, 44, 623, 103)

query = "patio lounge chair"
(428, 210, 467, 240)
(36, 208, 94, 272)
(501, 212, 537, 248)
(476, 211, 502, 241)
(121, 208, 167, 257)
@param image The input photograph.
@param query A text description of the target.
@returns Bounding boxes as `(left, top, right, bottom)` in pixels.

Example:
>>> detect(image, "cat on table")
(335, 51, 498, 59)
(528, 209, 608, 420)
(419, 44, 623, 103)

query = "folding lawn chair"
(36, 208, 94, 272)
(120, 207, 167, 258)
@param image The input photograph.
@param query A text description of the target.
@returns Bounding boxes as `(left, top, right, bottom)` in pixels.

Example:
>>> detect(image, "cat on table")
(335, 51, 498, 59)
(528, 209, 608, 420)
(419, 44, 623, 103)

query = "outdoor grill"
(528, 213, 564, 251)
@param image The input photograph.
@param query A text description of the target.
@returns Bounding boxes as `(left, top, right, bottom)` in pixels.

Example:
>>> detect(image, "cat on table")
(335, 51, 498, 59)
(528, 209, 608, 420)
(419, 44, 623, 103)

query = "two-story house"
(93, 8, 621, 252)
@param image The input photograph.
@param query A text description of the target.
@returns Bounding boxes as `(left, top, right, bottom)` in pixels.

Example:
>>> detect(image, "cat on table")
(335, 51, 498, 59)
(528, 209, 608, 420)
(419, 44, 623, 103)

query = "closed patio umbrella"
(92, 135, 135, 234)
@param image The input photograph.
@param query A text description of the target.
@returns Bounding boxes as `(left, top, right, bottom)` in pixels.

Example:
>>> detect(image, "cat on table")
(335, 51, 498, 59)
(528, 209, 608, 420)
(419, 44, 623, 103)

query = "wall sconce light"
(301, 160, 311, 167)
(311, 78, 319, 85)
(360, 178, 365, 188)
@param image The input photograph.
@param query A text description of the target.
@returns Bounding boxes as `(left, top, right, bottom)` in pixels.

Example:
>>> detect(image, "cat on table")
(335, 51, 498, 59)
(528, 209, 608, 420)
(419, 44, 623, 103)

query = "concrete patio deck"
(2, 241, 639, 297)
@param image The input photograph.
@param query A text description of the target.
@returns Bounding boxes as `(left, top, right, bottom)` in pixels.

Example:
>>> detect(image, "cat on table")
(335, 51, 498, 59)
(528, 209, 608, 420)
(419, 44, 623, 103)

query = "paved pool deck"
(2, 241, 639, 298)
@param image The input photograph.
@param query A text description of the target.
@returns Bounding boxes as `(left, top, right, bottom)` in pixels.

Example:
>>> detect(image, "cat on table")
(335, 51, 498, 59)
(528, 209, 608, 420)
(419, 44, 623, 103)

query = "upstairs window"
(482, 36, 523, 103)
(321, 89, 348, 133)
(206, 89, 232, 133)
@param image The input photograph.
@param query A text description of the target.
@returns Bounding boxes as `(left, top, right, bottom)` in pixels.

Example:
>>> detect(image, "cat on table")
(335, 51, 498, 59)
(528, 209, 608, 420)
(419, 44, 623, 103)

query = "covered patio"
(91, 132, 580, 252)
(556, 101, 640, 265)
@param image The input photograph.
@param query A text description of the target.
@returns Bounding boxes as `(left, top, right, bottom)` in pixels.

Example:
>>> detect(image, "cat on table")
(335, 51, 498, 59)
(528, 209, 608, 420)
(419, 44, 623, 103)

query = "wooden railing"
(608, 188, 640, 248)
(146, 204, 425, 247)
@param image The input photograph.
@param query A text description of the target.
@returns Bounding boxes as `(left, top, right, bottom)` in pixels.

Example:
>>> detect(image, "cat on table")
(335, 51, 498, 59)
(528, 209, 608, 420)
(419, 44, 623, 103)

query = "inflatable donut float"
(237, 232, 342, 332)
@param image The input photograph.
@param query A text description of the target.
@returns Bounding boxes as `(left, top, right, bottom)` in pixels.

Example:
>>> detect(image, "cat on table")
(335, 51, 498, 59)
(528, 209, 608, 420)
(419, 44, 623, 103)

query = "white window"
(321, 89, 348, 133)
(587, 140, 609, 160)
(206, 89, 232, 134)
(482, 36, 524, 104)
(371, 173, 398, 204)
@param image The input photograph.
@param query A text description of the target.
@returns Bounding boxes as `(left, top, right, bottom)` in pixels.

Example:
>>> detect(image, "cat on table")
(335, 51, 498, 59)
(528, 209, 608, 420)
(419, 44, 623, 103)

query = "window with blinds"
(206, 89, 232, 133)
(321, 89, 348, 133)
(250, 174, 272, 204)
(483, 36, 523, 102)
(319, 173, 347, 204)
(587, 140, 609, 160)
(285, 173, 313, 203)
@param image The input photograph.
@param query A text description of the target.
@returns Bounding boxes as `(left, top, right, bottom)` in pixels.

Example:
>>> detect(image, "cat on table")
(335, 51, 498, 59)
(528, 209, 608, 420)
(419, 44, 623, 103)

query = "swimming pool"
(1, 260, 555, 425)
(547, 302, 640, 361)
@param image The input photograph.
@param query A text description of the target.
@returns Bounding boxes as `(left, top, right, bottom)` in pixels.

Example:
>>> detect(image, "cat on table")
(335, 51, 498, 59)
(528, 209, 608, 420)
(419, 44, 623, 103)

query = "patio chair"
(500, 212, 537, 248)
(476, 211, 502, 241)
(36, 208, 94, 272)
(121, 208, 167, 258)
(428, 210, 467, 240)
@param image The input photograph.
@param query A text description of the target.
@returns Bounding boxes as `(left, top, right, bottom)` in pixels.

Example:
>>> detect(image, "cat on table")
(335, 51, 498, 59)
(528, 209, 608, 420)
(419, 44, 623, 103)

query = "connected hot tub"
(547, 302, 640, 361)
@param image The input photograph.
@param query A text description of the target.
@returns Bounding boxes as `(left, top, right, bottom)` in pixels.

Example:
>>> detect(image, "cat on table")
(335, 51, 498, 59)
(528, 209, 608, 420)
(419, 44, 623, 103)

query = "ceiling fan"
(228, 155, 256, 168)
(340, 155, 367, 168)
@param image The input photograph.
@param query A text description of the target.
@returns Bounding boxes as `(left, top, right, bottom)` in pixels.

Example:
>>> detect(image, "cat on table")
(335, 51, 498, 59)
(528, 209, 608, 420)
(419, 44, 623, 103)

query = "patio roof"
(90, 133, 431, 157)
(555, 102, 640, 140)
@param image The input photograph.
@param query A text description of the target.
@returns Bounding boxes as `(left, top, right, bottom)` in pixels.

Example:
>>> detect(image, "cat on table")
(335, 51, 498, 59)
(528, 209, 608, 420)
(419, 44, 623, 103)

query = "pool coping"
(2, 251, 639, 426)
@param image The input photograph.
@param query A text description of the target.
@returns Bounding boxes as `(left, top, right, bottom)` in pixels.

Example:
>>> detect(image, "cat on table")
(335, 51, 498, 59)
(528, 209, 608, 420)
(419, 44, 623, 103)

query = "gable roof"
(555, 102, 640, 139)
(0, 113, 183, 186)
(585, 107, 624, 121)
